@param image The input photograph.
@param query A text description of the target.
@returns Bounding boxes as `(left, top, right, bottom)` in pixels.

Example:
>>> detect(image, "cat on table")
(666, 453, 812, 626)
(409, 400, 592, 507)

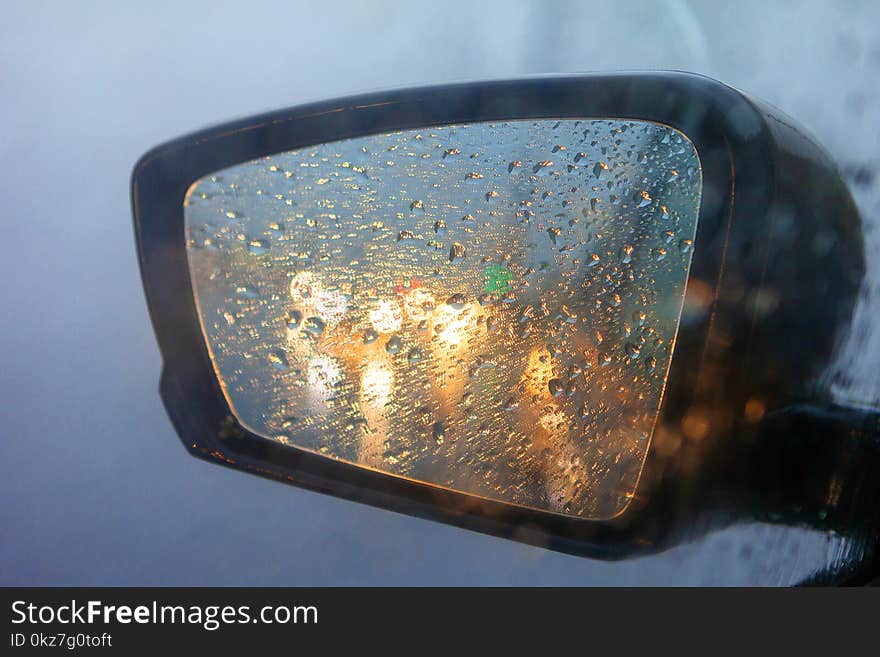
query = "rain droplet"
(449, 243, 466, 263)
(268, 351, 289, 371)
(432, 421, 446, 445)
(445, 293, 467, 310)
(385, 335, 403, 354)
(625, 342, 641, 359)
(304, 317, 326, 335)
(548, 378, 565, 397)
(434, 220, 447, 235)
(363, 327, 378, 344)
(559, 305, 578, 323)
(518, 305, 535, 323)
(236, 286, 260, 299)
(407, 348, 422, 364)
(247, 239, 270, 255)
(286, 310, 303, 330)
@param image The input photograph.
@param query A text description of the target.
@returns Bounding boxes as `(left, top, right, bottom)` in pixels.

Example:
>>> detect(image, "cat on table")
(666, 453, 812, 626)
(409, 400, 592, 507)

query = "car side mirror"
(132, 72, 877, 560)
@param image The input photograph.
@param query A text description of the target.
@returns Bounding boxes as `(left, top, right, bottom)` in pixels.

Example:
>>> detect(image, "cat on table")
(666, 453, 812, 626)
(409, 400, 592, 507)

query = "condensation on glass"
(184, 119, 702, 519)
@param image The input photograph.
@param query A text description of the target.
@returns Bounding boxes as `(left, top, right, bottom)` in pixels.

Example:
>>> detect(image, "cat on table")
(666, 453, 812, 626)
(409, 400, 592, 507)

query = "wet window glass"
(184, 119, 702, 519)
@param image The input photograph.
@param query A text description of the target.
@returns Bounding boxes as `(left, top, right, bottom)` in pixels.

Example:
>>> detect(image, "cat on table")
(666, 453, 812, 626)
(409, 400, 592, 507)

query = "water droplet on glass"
(248, 239, 270, 255)
(445, 293, 467, 310)
(432, 421, 446, 445)
(286, 310, 303, 330)
(449, 243, 466, 263)
(518, 305, 535, 323)
(434, 220, 447, 235)
(548, 378, 565, 396)
(236, 286, 260, 299)
(407, 348, 422, 364)
(304, 316, 326, 335)
(268, 351, 289, 371)
(385, 335, 403, 354)
(363, 327, 378, 344)
(559, 305, 578, 323)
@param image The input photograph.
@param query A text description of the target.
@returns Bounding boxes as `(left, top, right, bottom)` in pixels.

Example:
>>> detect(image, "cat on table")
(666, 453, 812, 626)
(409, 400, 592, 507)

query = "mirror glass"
(184, 119, 702, 519)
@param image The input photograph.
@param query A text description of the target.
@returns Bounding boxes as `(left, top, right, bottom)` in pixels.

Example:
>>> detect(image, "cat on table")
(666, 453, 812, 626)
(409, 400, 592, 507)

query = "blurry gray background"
(2, 0, 878, 585)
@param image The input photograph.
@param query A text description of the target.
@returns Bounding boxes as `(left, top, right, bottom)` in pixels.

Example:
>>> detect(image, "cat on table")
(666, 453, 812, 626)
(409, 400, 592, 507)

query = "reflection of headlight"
(433, 303, 471, 349)
(314, 289, 347, 325)
(361, 361, 393, 406)
(369, 299, 403, 333)
(307, 355, 341, 397)
(539, 408, 568, 432)
(401, 288, 436, 321)
(526, 347, 554, 397)
(289, 271, 321, 302)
